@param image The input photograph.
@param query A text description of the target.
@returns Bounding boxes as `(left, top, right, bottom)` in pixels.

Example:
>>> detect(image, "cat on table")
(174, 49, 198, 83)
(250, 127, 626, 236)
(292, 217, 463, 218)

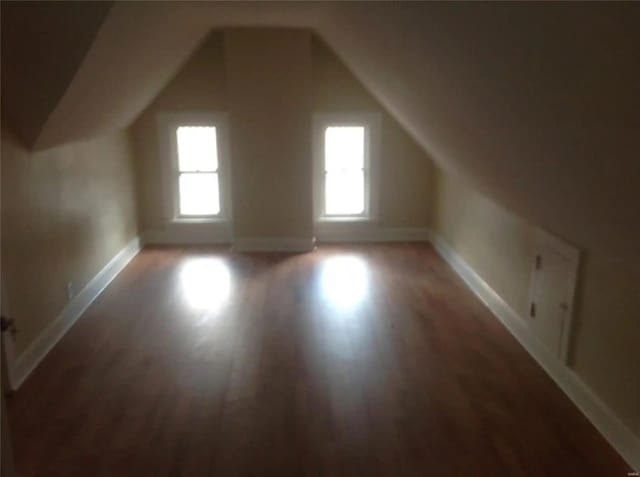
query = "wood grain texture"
(6, 244, 630, 476)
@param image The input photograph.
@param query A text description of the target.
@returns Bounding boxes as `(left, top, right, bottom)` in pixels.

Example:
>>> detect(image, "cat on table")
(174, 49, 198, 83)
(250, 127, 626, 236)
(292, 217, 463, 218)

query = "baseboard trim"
(142, 224, 231, 245)
(9, 237, 141, 390)
(316, 226, 432, 243)
(232, 237, 315, 253)
(430, 233, 640, 471)
(144, 225, 432, 247)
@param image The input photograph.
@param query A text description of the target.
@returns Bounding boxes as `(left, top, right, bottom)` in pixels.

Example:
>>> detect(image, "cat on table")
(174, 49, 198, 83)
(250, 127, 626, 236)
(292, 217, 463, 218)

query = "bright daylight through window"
(323, 126, 366, 216)
(176, 126, 220, 216)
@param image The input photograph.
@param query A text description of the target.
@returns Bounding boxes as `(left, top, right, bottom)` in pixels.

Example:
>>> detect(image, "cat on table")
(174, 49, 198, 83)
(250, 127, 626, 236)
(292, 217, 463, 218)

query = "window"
(159, 112, 231, 223)
(313, 113, 379, 221)
(175, 126, 220, 217)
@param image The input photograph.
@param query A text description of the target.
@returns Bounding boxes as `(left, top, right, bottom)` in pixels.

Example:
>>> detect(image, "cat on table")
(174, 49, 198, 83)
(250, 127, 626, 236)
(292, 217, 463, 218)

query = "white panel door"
(528, 231, 579, 361)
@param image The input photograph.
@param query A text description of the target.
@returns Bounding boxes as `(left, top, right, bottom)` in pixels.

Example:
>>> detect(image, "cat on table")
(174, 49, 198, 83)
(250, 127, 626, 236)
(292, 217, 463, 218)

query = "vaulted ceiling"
(2, 2, 639, 261)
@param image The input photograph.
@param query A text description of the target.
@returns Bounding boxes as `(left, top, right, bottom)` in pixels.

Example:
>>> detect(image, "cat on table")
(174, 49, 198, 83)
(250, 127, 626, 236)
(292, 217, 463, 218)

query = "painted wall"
(1, 125, 138, 355)
(225, 28, 313, 241)
(433, 169, 640, 439)
(312, 38, 434, 229)
(131, 32, 227, 236)
(132, 31, 434, 241)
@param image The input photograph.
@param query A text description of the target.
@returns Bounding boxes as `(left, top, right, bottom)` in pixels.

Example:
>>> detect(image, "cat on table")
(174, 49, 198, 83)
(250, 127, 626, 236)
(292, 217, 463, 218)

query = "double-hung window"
(313, 113, 379, 222)
(159, 112, 231, 223)
(175, 126, 220, 217)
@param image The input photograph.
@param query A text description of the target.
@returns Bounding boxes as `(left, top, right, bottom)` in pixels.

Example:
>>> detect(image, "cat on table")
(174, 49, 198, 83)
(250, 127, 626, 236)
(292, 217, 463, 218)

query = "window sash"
(324, 169, 367, 217)
(324, 126, 365, 173)
(177, 171, 220, 217)
(176, 126, 218, 172)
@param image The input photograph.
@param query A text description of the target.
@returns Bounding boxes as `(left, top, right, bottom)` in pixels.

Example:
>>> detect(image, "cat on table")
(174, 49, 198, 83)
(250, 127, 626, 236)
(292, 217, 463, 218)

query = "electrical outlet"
(66, 282, 74, 301)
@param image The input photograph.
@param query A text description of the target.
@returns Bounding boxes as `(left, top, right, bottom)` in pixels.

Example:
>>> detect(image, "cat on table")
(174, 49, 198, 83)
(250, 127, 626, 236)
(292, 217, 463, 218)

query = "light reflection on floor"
(179, 257, 232, 312)
(319, 255, 369, 309)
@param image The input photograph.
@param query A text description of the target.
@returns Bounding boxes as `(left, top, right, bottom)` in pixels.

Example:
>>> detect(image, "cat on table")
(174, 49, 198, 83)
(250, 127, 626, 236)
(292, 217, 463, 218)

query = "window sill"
(316, 216, 373, 224)
(171, 217, 229, 224)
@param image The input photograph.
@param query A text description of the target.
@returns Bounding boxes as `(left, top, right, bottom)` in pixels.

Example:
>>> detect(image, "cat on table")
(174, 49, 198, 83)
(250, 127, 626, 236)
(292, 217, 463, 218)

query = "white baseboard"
(143, 223, 231, 245)
(430, 233, 640, 472)
(315, 225, 432, 243)
(9, 237, 141, 390)
(232, 236, 315, 253)
(144, 225, 432, 247)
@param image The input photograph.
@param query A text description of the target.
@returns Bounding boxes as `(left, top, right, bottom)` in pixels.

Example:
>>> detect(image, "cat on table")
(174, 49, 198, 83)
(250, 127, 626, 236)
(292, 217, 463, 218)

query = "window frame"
(157, 112, 232, 224)
(312, 112, 380, 223)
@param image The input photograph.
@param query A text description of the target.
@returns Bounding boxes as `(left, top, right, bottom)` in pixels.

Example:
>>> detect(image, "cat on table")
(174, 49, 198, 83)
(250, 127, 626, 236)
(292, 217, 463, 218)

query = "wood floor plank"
(6, 244, 631, 476)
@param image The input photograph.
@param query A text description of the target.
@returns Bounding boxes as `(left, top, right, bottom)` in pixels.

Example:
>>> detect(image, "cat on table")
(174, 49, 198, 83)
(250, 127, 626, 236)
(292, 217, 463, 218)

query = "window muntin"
(323, 126, 367, 216)
(175, 126, 220, 217)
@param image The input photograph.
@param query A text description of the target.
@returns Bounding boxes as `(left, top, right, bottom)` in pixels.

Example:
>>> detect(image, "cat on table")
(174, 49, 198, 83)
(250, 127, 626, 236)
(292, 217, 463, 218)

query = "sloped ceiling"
(2, 2, 324, 149)
(319, 3, 640, 263)
(2, 2, 639, 260)
(1, 1, 112, 146)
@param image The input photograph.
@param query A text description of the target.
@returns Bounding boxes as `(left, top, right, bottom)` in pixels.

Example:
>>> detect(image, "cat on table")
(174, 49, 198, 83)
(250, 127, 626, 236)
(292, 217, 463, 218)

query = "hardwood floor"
(6, 244, 630, 476)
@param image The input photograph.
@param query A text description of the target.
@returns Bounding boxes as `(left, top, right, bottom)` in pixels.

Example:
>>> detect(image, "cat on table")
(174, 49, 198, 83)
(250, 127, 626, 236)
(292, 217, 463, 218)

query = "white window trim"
(156, 112, 233, 224)
(312, 112, 381, 223)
